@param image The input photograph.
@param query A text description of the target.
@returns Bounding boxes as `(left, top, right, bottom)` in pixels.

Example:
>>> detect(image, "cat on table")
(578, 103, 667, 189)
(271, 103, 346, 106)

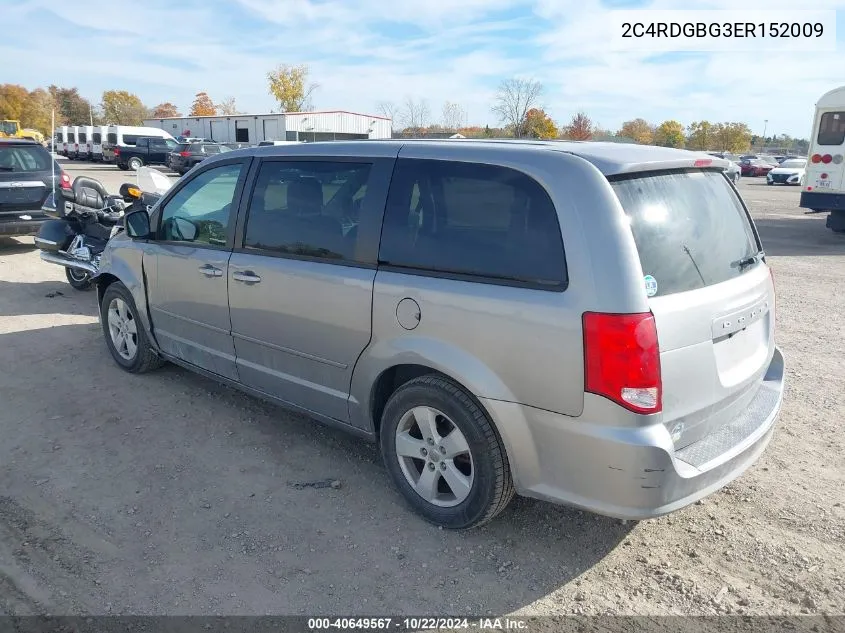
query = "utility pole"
(89, 104, 94, 126)
(761, 119, 768, 152)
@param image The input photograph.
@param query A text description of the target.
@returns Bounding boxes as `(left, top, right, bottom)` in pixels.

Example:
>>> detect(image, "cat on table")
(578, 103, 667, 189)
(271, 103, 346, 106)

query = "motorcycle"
(35, 167, 172, 290)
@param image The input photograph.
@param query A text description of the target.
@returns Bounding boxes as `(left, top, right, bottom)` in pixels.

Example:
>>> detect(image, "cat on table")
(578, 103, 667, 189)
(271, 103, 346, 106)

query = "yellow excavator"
(0, 119, 45, 144)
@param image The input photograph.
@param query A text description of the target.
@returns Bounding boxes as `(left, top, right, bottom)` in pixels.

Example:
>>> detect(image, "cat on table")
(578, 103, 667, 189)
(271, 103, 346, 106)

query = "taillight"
(114, 147, 120, 156)
(60, 171, 71, 190)
(811, 154, 822, 163)
(179, 151, 191, 157)
(821, 154, 833, 164)
(583, 312, 662, 414)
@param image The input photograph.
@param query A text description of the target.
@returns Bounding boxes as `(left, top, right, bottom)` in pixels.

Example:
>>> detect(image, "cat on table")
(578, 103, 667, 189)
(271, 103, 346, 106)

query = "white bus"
(800, 85, 845, 233)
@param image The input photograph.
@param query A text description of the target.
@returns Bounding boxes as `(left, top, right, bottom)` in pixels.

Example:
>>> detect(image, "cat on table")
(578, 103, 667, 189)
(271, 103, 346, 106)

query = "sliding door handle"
(232, 271, 261, 284)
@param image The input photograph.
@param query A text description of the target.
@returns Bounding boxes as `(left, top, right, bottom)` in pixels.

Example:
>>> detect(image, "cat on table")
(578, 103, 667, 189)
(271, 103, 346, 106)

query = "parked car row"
(52, 125, 249, 173)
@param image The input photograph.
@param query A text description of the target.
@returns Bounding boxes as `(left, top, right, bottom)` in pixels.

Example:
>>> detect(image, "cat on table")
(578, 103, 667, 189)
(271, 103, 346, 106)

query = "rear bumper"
(484, 347, 785, 520)
(0, 216, 48, 236)
(800, 191, 845, 211)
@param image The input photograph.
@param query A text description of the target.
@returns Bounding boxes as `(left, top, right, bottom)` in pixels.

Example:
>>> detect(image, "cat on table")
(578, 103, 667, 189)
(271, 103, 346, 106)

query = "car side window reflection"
(158, 163, 243, 246)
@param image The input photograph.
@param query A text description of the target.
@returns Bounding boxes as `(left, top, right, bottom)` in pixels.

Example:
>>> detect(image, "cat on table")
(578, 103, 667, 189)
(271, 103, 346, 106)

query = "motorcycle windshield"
(136, 167, 172, 196)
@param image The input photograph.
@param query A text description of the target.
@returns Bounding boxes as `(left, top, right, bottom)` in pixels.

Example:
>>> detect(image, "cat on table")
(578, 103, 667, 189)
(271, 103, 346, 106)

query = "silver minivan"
(95, 140, 785, 528)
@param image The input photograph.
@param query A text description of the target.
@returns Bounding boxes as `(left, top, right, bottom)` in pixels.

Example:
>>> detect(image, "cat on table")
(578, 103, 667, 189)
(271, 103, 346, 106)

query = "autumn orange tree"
(618, 118, 655, 145)
(562, 112, 594, 140)
(523, 108, 558, 139)
(189, 92, 216, 116)
(152, 102, 181, 118)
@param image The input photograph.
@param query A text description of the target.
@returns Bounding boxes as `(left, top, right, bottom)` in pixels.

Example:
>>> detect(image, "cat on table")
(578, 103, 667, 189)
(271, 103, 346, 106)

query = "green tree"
(654, 120, 685, 148)
(267, 64, 318, 112)
(714, 122, 752, 153)
(618, 118, 654, 144)
(101, 90, 149, 125)
(48, 86, 93, 124)
(686, 121, 717, 150)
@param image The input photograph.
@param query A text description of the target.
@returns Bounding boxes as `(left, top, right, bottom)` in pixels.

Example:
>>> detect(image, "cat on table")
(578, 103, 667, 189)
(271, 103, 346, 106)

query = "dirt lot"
(0, 169, 843, 617)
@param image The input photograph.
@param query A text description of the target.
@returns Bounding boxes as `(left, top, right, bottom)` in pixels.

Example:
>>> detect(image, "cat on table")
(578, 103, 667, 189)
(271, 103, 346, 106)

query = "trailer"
(143, 110, 392, 145)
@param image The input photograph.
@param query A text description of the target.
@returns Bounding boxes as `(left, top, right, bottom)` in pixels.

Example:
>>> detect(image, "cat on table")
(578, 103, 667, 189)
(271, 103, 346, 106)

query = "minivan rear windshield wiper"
(735, 251, 764, 271)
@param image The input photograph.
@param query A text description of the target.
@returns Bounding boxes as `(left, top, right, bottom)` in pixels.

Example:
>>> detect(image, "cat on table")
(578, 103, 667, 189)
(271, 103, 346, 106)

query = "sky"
(3, 0, 845, 137)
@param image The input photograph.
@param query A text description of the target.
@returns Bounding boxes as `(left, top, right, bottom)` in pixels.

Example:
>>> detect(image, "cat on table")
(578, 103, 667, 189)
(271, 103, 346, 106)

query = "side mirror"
(119, 182, 142, 202)
(125, 210, 151, 239)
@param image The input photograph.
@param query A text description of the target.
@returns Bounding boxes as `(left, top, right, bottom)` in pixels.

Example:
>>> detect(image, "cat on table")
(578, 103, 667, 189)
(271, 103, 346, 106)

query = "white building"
(143, 110, 392, 144)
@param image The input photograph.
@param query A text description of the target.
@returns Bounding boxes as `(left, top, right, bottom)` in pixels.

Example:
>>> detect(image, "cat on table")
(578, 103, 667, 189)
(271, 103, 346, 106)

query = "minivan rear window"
(817, 111, 845, 146)
(611, 170, 759, 298)
(0, 145, 52, 172)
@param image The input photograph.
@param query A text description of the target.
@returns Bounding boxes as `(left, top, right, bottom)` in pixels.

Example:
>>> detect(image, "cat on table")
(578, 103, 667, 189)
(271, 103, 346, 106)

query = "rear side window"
(0, 145, 52, 172)
(611, 170, 759, 298)
(380, 159, 566, 289)
(107, 133, 117, 144)
(243, 161, 372, 262)
(817, 112, 845, 146)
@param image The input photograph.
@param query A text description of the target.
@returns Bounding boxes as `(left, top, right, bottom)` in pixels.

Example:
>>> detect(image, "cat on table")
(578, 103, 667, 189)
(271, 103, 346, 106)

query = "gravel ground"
(0, 171, 843, 617)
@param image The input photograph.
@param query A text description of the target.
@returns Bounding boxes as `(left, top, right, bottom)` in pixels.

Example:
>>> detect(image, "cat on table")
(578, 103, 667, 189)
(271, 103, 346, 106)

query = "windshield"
(780, 159, 806, 168)
(611, 169, 759, 298)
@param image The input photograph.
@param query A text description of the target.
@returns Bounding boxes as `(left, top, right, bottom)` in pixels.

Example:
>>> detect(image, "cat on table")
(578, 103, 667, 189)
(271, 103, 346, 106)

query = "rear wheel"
(128, 157, 144, 171)
(65, 267, 93, 291)
(117, 163, 129, 171)
(379, 375, 514, 529)
(100, 282, 164, 373)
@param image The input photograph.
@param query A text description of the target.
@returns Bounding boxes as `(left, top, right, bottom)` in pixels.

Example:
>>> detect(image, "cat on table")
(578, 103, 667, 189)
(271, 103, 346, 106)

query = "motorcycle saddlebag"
(34, 219, 76, 253)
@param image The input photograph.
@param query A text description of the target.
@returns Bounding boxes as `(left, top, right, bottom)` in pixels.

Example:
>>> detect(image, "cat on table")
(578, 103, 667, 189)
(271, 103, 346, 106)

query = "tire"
(100, 282, 164, 373)
(379, 374, 515, 529)
(65, 267, 93, 291)
(128, 157, 144, 171)
(117, 163, 129, 171)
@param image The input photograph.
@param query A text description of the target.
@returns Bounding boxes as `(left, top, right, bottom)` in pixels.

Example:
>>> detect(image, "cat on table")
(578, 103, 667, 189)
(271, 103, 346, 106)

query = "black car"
(0, 139, 71, 237)
(168, 142, 231, 175)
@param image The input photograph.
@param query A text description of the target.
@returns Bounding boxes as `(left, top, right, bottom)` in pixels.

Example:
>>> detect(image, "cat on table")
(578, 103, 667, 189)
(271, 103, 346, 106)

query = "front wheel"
(128, 157, 144, 171)
(379, 375, 515, 529)
(65, 267, 93, 290)
(100, 282, 164, 373)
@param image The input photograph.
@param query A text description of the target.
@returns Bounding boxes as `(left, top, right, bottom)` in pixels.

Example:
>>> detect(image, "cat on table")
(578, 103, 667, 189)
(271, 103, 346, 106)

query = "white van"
(77, 125, 93, 160)
(67, 126, 79, 159)
(102, 125, 175, 163)
(800, 85, 845, 232)
(54, 127, 68, 156)
(91, 125, 109, 162)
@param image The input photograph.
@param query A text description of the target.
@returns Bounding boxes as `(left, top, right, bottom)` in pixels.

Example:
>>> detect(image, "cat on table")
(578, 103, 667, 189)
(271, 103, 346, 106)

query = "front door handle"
(232, 271, 261, 284)
(199, 264, 223, 277)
